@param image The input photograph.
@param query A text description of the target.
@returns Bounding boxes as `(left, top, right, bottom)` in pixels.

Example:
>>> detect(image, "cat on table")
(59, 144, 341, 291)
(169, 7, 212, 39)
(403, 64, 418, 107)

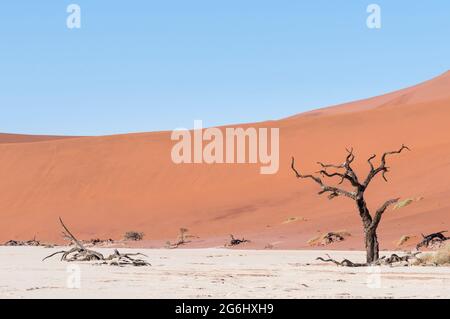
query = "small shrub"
(124, 231, 144, 241)
(415, 243, 450, 266)
(307, 230, 351, 246)
(394, 198, 414, 210)
(396, 235, 417, 247)
(178, 228, 189, 242)
(282, 216, 307, 224)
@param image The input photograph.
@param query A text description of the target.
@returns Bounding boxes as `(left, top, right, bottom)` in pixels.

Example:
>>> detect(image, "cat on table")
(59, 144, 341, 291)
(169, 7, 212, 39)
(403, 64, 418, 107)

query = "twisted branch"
(364, 145, 410, 186)
(291, 157, 356, 200)
(370, 198, 400, 230)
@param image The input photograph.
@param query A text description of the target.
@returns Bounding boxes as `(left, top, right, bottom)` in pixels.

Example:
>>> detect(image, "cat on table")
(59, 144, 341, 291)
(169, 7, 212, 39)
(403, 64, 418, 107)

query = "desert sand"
(1, 247, 449, 299)
(0, 71, 450, 250)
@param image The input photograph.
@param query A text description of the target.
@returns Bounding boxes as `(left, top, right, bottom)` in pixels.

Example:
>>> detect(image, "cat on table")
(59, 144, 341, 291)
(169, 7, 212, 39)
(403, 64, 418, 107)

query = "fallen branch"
(228, 234, 250, 247)
(316, 255, 367, 267)
(43, 217, 150, 267)
(416, 231, 449, 250)
(166, 228, 192, 249)
(316, 252, 422, 267)
(103, 249, 150, 267)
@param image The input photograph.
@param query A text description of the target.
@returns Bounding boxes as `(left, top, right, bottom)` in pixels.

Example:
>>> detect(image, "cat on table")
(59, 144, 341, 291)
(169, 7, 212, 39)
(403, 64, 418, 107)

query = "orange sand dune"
(0, 133, 74, 144)
(1, 71, 450, 250)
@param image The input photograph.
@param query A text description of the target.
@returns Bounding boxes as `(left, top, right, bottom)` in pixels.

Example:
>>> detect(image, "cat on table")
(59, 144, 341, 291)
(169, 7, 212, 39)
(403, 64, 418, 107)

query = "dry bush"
(414, 243, 450, 266)
(124, 231, 144, 241)
(282, 216, 307, 224)
(393, 197, 424, 210)
(396, 235, 418, 247)
(308, 230, 351, 246)
(393, 198, 414, 210)
(166, 228, 192, 248)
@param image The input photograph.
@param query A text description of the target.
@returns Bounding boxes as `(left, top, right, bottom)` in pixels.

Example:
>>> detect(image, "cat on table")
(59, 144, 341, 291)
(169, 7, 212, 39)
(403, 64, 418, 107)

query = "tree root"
(316, 252, 422, 267)
(166, 240, 191, 249)
(43, 247, 104, 262)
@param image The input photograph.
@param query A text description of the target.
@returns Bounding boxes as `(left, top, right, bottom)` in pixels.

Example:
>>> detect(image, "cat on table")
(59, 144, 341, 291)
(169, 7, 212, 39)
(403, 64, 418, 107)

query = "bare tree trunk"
(365, 228, 379, 264)
(356, 197, 380, 263)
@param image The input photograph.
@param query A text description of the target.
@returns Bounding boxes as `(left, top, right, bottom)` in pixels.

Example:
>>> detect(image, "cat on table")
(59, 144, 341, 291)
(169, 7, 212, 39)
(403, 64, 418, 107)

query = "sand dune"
(0, 133, 74, 144)
(1, 71, 449, 250)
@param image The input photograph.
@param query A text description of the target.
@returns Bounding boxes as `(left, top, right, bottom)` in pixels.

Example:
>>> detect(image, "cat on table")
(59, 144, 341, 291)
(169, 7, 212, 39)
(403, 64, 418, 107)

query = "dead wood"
(316, 255, 367, 267)
(166, 228, 192, 249)
(228, 234, 250, 246)
(4, 236, 42, 247)
(84, 238, 114, 247)
(308, 231, 351, 246)
(103, 249, 150, 266)
(316, 252, 421, 267)
(43, 217, 150, 266)
(416, 231, 449, 250)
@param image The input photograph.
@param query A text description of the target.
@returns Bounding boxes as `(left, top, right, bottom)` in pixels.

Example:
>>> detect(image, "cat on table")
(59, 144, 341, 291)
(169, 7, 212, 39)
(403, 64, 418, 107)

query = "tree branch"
(59, 217, 85, 250)
(315, 148, 361, 187)
(364, 145, 410, 187)
(367, 154, 376, 171)
(291, 157, 356, 200)
(370, 198, 400, 230)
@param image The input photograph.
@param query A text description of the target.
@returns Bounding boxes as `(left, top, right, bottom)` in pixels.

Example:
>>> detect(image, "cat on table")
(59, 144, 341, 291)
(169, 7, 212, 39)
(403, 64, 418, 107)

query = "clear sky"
(0, 0, 449, 135)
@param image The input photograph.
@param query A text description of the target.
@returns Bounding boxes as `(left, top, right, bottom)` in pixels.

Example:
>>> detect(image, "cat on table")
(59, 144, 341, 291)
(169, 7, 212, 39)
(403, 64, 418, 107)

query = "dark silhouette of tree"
(291, 145, 410, 263)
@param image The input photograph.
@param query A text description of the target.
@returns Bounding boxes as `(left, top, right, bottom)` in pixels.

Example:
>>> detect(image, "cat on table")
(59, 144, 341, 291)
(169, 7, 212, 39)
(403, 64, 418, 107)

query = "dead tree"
(316, 252, 421, 267)
(416, 231, 449, 250)
(228, 234, 250, 246)
(166, 228, 192, 249)
(291, 145, 409, 264)
(43, 217, 150, 266)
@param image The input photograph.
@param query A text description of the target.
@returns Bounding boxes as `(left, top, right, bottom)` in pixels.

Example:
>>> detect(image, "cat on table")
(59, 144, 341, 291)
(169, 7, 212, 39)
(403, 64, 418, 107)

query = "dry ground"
(0, 247, 449, 299)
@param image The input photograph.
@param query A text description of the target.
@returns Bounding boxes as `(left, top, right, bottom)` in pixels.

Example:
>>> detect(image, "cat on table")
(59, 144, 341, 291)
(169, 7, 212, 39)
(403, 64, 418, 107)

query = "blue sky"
(0, 0, 449, 135)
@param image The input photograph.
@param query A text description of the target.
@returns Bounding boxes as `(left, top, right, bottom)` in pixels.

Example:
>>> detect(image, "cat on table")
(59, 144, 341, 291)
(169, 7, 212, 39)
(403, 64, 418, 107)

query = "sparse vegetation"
(85, 238, 114, 247)
(416, 231, 449, 250)
(179, 228, 188, 243)
(307, 231, 351, 246)
(394, 198, 414, 210)
(414, 243, 450, 266)
(166, 228, 192, 248)
(396, 235, 417, 247)
(282, 216, 307, 224)
(227, 234, 250, 247)
(124, 231, 144, 241)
